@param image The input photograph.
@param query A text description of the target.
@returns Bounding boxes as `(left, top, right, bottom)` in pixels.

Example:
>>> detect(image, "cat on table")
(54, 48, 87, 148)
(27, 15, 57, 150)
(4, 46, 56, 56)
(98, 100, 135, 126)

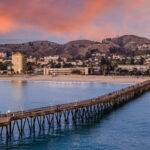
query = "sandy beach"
(0, 75, 149, 83)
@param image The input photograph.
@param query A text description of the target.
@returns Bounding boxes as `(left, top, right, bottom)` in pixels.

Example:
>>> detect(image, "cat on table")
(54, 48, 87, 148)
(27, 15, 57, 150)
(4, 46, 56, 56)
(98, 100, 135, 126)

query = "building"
(43, 67, 89, 76)
(12, 52, 26, 74)
(118, 65, 150, 72)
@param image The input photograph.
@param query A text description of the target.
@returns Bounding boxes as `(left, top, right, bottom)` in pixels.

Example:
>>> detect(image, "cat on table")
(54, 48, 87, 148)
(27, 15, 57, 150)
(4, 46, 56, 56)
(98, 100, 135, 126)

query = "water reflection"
(10, 80, 27, 112)
(11, 80, 27, 100)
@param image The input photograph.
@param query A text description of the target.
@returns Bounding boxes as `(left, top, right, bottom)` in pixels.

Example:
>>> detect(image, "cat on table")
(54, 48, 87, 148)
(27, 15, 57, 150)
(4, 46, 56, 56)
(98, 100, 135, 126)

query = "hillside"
(0, 35, 150, 58)
(110, 35, 150, 48)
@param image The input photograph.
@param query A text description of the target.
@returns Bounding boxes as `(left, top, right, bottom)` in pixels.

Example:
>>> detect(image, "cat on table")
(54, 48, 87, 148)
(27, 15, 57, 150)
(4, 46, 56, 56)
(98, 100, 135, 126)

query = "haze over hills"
(0, 39, 32, 44)
(0, 35, 150, 58)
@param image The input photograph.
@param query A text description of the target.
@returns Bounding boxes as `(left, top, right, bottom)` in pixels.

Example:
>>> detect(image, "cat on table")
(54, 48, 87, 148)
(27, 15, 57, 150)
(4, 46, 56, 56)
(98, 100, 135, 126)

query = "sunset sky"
(0, 0, 149, 43)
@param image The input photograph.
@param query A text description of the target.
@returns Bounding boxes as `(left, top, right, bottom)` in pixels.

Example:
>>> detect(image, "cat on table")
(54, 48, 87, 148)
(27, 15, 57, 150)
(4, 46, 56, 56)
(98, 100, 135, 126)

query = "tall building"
(12, 52, 26, 74)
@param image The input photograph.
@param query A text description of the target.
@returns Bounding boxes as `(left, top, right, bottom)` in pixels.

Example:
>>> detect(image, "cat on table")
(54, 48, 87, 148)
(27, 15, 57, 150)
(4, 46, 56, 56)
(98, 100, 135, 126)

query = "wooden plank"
(0, 117, 11, 126)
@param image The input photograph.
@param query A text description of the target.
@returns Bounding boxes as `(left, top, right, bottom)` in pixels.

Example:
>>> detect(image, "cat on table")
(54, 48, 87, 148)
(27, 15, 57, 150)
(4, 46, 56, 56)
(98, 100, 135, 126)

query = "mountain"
(0, 41, 62, 58)
(111, 35, 150, 46)
(107, 35, 150, 55)
(61, 40, 117, 57)
(0, 35, 150, 58)
(0, 40, 116, 58)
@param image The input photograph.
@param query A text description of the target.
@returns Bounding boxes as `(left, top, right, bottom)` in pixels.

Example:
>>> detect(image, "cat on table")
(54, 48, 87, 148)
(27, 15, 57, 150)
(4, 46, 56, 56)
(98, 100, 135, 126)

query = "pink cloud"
(0, 0, 149, 40)
(0, 0, 116, 32)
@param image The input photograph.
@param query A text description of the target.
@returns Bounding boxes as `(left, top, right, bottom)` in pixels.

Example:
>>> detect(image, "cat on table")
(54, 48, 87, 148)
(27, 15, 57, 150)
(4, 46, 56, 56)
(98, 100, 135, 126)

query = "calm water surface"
(0, 81, 129, 112)
(0, 81, 150, 150)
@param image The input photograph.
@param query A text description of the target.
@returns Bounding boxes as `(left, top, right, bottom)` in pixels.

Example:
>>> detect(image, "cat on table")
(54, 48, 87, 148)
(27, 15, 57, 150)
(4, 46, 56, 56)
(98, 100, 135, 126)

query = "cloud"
(0, 16, 14, 33)
(0, 0, 116, 33)
(0, 0, 150, 41)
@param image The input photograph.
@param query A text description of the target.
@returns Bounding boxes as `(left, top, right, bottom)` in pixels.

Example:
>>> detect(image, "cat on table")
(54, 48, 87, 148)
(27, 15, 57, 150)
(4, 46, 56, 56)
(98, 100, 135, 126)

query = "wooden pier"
(0, 80, 150, 141)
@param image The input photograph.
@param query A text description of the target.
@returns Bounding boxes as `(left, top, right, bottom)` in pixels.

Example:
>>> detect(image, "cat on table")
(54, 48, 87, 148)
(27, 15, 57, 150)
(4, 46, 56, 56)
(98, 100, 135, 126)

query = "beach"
(0, 75, 149, 83)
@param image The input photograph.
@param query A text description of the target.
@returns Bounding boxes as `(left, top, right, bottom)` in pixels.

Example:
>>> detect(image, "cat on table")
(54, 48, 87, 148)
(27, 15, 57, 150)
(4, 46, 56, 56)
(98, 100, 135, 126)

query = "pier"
(0, 80, 150, 140)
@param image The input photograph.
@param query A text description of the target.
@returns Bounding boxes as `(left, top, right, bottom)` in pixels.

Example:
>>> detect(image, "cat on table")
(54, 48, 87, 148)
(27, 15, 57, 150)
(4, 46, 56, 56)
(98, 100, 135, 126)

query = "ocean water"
(0, 81, 150, 150)
(0, 81, 129, 113)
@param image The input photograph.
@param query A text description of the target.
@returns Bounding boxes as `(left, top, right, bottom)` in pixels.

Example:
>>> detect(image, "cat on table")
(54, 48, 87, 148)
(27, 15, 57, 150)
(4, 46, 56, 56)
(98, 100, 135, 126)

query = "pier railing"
(0, 80, 150, 140)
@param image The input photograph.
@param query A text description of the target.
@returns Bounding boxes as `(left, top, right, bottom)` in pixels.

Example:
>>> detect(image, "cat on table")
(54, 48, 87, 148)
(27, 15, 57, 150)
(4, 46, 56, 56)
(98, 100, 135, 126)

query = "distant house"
(118, 65, 150, 72)
(0, 52, 7, 59)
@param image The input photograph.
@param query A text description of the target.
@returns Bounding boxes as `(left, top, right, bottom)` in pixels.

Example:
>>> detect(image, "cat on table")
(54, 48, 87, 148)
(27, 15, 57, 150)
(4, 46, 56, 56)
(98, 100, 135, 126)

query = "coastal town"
(0, 0, 150, 149)
(0, 50, 150, 76)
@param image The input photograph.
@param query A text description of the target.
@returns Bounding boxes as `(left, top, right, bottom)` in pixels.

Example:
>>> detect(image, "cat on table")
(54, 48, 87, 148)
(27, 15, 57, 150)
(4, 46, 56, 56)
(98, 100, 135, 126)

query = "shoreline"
(0, 75, 149, 83)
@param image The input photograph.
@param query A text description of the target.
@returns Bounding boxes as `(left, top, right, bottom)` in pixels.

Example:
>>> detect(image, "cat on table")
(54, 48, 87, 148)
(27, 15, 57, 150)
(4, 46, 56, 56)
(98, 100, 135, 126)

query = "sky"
(0, 0, 150, 43)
